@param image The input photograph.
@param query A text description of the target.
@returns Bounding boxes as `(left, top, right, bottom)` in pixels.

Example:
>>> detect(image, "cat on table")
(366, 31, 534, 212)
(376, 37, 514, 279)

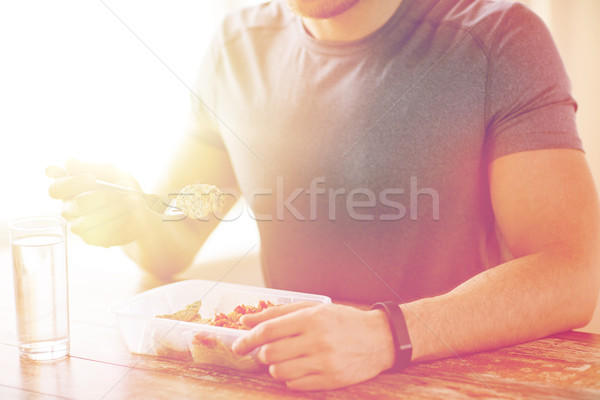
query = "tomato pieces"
(208, 300, 275, 330)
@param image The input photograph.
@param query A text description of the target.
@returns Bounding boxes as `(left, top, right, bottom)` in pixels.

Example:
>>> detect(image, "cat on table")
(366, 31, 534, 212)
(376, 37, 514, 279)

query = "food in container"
(112, 280, 331, 371)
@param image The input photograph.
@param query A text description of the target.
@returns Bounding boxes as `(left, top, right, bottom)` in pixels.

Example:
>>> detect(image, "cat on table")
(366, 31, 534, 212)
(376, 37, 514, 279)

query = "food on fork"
(174, 183, 224, 218)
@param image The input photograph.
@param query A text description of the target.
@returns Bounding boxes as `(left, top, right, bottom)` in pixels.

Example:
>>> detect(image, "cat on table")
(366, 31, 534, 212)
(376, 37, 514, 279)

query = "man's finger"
(65, 158, 128, 183)
(45, 165, 68, 178)
(240, 301, 317, 328)
(285, 372, 331, 392)
(48, 174, 96, 200)
(72, 212, 131, 247)
(232, 306, 313, 355)
(268, 355, 323, 382)
(68, 189, 140, 216)
(256, 334, 309, 365)
(70, 199, 133, 238)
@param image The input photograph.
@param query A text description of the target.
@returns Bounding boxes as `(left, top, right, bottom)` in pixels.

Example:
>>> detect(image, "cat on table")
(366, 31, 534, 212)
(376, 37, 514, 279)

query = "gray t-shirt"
(187, 0, 582, 304)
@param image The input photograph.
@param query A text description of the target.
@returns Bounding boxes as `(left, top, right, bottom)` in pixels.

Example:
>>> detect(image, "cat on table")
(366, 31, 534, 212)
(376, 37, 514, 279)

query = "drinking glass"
(9, 216, 70, 360)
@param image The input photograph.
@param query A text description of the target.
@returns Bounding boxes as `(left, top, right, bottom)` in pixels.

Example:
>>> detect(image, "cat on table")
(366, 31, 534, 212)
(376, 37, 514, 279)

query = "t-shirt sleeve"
(184, 29, 226, 150)
(484, 3, 582, 161)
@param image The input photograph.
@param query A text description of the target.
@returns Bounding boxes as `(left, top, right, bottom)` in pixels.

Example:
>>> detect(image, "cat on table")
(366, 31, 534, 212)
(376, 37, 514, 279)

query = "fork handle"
(95, 180, 144, 196)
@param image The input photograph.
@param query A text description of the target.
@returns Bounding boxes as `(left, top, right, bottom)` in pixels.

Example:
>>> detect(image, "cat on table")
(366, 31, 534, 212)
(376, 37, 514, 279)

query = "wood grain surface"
(0, 241, 598, 400)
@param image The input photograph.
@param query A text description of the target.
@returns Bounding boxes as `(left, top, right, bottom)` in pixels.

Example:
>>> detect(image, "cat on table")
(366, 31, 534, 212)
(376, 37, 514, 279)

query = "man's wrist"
(369, 309, 396, 371)
(371, 301, 413, 372)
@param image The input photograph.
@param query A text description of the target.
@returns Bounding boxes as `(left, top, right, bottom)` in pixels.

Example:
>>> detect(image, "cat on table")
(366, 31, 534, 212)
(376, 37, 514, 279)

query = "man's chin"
(285, 0, 362, 19)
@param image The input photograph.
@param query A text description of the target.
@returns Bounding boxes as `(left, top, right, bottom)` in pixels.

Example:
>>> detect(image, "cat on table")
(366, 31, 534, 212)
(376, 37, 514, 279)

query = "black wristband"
(371, 301, 412, 372)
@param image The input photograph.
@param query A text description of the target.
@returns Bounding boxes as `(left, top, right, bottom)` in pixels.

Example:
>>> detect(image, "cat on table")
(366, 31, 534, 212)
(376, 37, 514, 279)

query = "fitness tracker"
(371, 301, 413, 371)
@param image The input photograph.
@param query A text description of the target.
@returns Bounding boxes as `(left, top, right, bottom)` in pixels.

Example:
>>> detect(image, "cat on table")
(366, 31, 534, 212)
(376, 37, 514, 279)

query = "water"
(11, 234, 69, 360)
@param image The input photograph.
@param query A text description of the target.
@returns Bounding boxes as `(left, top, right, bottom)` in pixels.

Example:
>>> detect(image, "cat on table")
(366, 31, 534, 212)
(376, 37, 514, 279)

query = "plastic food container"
(112, 280, 331, 371)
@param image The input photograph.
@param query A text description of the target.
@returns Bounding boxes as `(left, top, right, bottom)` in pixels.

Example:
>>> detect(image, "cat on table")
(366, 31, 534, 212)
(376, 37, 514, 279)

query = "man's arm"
(49, 133, 238, 279)
(122, 136, 240, 278)
(231, 148, 600, 390)
(403, 148, 600, 361)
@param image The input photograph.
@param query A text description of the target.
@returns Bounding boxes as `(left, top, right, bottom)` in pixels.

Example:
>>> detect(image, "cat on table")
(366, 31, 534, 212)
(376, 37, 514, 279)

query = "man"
(48, 0, 599, 391)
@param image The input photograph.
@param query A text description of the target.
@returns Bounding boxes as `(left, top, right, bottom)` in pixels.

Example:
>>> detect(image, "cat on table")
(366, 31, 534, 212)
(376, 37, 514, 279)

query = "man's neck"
(302, 0, 404, 42)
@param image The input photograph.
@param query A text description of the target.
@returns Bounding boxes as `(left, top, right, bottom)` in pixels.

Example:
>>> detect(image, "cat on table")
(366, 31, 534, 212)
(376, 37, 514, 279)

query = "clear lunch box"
(112, 280, 331, 371)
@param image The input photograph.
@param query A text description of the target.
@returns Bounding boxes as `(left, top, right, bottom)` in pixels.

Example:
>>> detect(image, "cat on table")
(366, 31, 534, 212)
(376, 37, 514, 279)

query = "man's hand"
(47, 159, 155, 247)
(232, 302, 395, 391)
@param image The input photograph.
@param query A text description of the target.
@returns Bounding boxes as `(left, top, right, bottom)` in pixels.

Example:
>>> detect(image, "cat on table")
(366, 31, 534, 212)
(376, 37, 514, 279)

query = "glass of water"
(9, 216, 70, 361)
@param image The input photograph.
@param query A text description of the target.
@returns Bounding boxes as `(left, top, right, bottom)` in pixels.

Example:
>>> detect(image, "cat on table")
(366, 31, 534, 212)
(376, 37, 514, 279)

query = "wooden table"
(1, 239, 599, 400)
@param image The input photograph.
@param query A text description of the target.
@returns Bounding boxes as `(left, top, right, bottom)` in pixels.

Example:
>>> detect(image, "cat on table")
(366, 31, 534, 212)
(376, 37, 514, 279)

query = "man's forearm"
(401, 246, 599, 362)
(122, 215, 219, 279)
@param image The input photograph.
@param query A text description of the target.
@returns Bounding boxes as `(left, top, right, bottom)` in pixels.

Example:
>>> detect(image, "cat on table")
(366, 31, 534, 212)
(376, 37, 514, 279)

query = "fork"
(95, 180, 182, 216)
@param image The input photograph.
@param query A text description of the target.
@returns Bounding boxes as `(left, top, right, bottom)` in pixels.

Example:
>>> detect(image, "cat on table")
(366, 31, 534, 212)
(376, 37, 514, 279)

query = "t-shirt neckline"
(293, 0, 416, 56)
